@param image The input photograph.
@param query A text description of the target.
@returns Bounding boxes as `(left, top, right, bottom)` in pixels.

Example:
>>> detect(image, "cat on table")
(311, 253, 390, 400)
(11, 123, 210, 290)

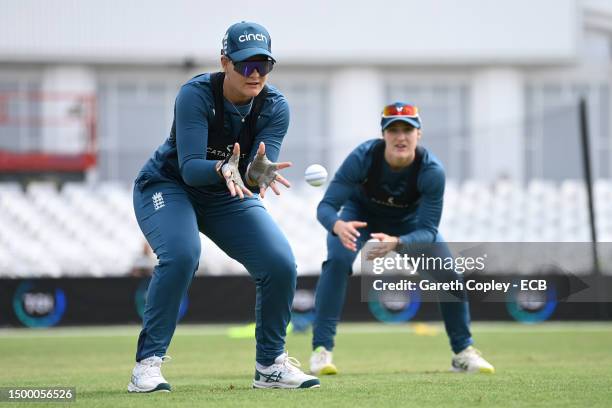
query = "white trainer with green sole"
(253, 352, 320, 389)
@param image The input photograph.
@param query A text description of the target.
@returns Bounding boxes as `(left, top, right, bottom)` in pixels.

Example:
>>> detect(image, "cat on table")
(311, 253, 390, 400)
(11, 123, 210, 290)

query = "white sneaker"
(309, 346, 338, 376)
(127, 355, 172, 392)
(253, 352, 321, 389)
(451, 346, 495, 374)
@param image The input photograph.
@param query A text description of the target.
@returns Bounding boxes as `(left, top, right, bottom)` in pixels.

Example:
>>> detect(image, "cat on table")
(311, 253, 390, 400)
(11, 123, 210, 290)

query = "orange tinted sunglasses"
(382, 103, 419, 118)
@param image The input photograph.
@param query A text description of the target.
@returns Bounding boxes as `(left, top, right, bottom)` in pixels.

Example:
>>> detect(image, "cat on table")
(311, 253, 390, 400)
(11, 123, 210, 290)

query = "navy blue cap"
(381, 102, 422, 130)
(222, 21, 274, 62)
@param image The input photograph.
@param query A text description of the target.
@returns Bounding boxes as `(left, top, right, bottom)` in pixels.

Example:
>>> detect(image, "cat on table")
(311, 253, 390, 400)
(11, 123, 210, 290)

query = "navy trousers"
(133, 173, 296, 366)
(312, 202, 473, 354)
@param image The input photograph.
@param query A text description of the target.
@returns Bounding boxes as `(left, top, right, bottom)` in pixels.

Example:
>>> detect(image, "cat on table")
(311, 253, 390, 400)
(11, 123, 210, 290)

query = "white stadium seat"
(1, 179, 612, 277)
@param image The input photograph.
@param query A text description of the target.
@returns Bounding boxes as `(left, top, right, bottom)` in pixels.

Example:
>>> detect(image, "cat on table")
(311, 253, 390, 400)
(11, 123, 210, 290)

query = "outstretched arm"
(317, 148, 368, 233)
(175, 84, 222, 187)
(243, 97, 291, 197)
(317, 147, 370, 251)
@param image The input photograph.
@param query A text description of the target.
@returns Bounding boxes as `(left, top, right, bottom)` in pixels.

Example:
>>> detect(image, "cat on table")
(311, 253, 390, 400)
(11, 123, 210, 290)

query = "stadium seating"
(1, 179, 611, 278)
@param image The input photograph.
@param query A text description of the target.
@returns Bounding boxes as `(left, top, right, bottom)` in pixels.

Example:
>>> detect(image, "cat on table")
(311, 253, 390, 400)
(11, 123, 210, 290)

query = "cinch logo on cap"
(238, 32, 268, 43)
(222, 21, 274, 62)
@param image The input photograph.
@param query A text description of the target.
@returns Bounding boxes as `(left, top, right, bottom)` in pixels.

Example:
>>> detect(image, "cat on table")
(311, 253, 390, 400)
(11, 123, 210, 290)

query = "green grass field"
(1, 322, 611, 407)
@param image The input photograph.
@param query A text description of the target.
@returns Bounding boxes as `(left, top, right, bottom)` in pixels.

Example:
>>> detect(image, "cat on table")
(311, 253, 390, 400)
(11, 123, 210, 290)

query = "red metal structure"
(0, 91, 97, 173)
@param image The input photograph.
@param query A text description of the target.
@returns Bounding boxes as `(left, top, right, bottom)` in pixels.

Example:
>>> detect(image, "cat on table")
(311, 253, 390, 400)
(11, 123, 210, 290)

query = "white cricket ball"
(304, 164, 328, 187)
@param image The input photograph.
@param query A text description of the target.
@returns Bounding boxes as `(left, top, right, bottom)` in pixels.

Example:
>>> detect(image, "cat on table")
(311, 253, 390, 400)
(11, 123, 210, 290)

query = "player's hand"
(246, 142, 292, 198)
(219, 143, 253, 199)
(366, 233, 400, 260)
(333, 220, 368, 252)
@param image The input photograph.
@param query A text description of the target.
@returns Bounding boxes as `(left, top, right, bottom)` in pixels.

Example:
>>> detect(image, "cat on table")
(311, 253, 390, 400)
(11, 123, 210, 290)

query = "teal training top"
(317, 139, 446, 245)
(142, 73, 289, 195)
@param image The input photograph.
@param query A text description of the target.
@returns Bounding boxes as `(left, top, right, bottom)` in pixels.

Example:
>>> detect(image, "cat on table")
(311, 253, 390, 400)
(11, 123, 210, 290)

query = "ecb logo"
(368, 287, 421, 323)
(12, 281, 67, 328)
